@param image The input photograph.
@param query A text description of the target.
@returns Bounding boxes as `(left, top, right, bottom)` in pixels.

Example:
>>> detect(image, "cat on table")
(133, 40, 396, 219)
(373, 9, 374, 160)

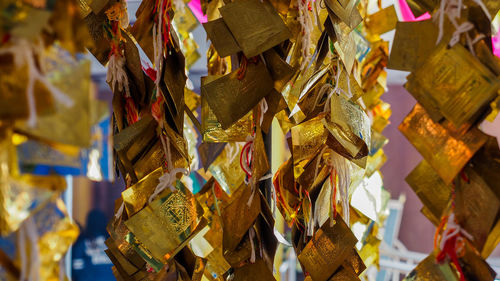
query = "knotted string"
(107, 53, 130, 98)
(148, 133, 188, 203)
(0, 39, 74, 127)
(433, 177, 472, 281)
(435, 213, 472, 281)
(298, 0, 314, 70)
(434, 0, 490, 55)
(312, 61, 352, 113)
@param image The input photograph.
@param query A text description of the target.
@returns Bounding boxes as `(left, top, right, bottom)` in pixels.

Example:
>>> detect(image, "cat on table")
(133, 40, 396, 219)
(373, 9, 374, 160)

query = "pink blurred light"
(493, 34, 500, 58)
(188, 0, 207, 23)
(398, 0, 431, 21)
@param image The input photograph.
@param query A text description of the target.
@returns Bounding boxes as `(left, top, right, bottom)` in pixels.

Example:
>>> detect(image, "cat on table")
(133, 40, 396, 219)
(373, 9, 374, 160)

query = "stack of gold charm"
(78, 0, 398, 278)
(389, 0, 500, 279)
(0, 0, 93, 279)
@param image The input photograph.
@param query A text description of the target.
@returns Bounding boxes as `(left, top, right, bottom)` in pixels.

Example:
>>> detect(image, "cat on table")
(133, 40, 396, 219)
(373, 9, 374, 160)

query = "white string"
(298, 0, 313, 70)
(107, 54, 131, 98)
(439, 213, 473, 253)
(434, 0, 489, 55)
(148, 167, 188, 203)
(307, 202, 314, 237)
(449, 22, 474, 47)
(0, 39, 74, 127)
(151, 0, 164, 101)
(249, 228, 256, 263)
(149, 135, 189, 203)
(259, 99, 268, 126)
(120, 0, 130, 28)
(114, 202, 125, 219)
(227, 143, 239, 165)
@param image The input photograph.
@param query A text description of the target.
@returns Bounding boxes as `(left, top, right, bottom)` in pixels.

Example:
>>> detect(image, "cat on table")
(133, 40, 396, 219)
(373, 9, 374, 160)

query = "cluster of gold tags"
(0, 0, 96, 278)
(4, 0, 500, 279)
(390, 0, 500, 279)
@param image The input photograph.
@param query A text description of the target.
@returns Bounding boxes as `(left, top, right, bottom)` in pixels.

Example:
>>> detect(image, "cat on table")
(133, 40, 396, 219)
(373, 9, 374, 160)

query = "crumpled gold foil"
(208, 143, 246, 195)
(399, 103, 487, 184)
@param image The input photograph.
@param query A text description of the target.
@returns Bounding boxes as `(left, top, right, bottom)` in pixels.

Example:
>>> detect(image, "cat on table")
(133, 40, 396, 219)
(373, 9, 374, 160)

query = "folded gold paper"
(388, 20, 441, 72)
(399, 103, 487, 184)
(219, 0, 291, 57)
(460, 241, 496, 281)
(16, 58, 92, 147)
(291, 113, 328, 180)
(113, 115, 164, 182)
(405, 0, 438, 17)
(201, 87, 253, 142)
(122, 168, 163, 217)
(324, 0, 362, 30)
(406, 44, 500, 127)
(455, 166, 500, 252)
(342, 248, 366, 276)
(323, 95, 370, 167)
(365, 5, 397, 36)
(328, 266, 361, 281)
(130, 0, 156, 62)
(208, 143, 246, 195)
(403, 253, 458, 281)
(406, 160, 452, 224)
(298, 218, 357, 281)
(232, 257, 276, 281)
(201, 60, 273, 129)
(333, 23, 357, 74)
(125, 181, 205, 264)
(203, 18, 241, 58)
(160, 44, 187, 134)
(263, 48, 296, 93)
(222, 184, 261, 251)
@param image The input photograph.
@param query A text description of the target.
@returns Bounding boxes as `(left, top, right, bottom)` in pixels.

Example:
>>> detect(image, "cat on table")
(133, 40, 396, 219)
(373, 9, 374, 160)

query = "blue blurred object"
(17, 117, 113, 181)
(71, 209, 114, 281)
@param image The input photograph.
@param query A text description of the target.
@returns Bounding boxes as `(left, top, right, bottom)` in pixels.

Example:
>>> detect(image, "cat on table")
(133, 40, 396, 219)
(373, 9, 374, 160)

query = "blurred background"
(64, 0, 500, 280)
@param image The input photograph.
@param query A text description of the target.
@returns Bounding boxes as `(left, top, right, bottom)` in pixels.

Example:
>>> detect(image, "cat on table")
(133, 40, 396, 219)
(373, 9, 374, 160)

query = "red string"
(125, 97, 139, 125)
(436, 233, 466, 281)
(142, 64, 157, 81)
(239, 141, 253, 178)
(330, 169, 338, 218)
(237, 56, 259, 80)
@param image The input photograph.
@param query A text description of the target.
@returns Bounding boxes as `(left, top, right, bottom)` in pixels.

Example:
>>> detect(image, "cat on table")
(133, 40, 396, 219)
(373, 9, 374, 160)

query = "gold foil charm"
(298, 218, 358, 281)
(218, 0, 291, 57)
(406, 44, 500, 127)
(399, 103, 487, 184)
